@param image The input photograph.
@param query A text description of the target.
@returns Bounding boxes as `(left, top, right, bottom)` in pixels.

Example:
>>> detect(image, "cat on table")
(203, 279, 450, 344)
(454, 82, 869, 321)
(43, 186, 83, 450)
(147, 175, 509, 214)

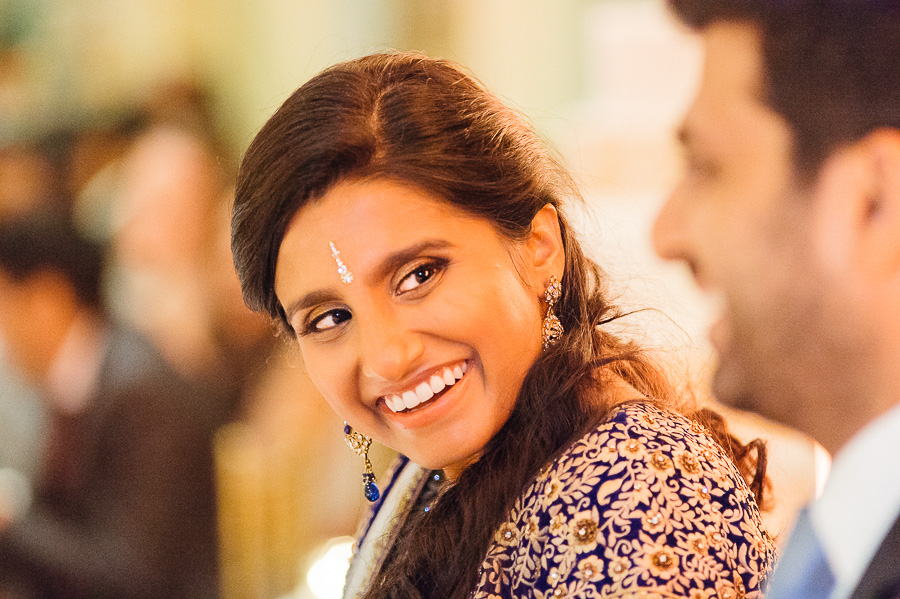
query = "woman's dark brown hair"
(231, 52, 765, 599)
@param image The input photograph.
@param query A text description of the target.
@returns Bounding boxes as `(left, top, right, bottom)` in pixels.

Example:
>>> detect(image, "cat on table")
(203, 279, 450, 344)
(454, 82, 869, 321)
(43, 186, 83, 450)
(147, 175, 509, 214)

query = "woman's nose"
(357, 309, 425, 383)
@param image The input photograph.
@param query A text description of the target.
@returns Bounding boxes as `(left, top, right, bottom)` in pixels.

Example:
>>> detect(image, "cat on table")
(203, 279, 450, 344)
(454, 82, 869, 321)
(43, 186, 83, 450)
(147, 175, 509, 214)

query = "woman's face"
(274, 177, 558, 473)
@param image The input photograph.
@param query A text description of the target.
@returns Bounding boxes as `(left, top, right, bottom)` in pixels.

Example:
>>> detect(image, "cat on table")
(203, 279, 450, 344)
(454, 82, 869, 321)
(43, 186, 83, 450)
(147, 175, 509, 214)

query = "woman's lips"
(383, 361, 467, 413)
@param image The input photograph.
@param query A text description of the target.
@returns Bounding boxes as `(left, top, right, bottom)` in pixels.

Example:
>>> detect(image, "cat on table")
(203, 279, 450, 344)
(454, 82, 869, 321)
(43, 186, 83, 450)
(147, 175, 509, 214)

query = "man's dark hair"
(669, 0, 900, 174)
(0, 210, 105, 310)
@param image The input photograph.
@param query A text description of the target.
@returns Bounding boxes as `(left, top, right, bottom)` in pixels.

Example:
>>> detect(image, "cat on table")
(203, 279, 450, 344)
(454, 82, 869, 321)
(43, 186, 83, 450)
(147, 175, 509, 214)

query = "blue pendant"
(363, 473, 380, 502)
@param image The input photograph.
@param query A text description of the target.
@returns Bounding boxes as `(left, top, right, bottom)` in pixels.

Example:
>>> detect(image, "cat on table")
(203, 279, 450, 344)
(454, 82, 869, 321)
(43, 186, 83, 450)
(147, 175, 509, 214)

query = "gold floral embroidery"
(549, 513, 567, 535)
(547, 567, 562, 586)
(716, 578, 737, 599)
(545, 476, 564, 502)
(678, 451, 701, 475)
(619, 438, 644, 458)
(733, 571, 747, 599)
(609, 557, 631, 581)
(495, 522, 518, 546)
(577, 556, 604, 582)
(644, 541, 679, 579)
(694, 483, 712, 502)
(643, 511, 666, 534)
(569, 511, 600, 552)
(688, 532, 710, 555)
(470, 403, 774, 598)
(649, 450, 674, 473)
(525, 515, 541, 541)
(706, 526, 726, 549)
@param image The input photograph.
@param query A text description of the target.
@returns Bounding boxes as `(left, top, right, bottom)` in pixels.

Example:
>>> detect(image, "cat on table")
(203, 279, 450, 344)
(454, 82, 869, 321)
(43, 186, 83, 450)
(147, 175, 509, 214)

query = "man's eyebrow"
(281, 238, 456, 322)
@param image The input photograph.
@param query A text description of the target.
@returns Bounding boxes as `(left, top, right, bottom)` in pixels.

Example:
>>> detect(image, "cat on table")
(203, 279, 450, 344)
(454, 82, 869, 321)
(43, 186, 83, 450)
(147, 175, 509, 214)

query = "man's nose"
(652, 188, 690, 264)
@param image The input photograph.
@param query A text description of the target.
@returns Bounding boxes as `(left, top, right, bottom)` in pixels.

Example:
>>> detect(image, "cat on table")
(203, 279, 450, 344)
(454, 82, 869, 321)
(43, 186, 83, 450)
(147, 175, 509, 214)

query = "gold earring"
(343, 422, 380, 502)
(542, 275, 564, 350)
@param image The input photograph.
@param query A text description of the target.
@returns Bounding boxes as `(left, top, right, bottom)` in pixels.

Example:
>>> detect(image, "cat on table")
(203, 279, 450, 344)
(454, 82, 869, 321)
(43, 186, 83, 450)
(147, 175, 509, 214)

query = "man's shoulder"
(95, 324, 219, 423)
(851, 511, 900, 599)
(101, 325, 173, 384)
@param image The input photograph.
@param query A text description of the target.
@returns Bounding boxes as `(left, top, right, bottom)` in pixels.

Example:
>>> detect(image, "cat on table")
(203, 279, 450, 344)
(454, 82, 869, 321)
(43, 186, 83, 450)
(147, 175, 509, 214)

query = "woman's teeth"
(386, 362, 467, 413)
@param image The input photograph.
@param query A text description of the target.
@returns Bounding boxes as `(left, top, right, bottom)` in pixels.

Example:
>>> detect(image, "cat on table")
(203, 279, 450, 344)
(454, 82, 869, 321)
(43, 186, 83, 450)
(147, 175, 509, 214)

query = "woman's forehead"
(284, 179, 484, 251)
(274, 178, 504, 288)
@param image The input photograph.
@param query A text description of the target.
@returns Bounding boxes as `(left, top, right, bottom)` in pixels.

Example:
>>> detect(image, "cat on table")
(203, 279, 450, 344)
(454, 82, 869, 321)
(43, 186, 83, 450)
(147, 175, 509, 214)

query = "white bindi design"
(329, 241, 354, 284)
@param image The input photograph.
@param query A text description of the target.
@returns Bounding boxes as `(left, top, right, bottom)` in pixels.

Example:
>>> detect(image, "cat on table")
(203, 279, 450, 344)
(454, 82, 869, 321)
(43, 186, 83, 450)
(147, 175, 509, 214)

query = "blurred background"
(0, 1, 824, 598)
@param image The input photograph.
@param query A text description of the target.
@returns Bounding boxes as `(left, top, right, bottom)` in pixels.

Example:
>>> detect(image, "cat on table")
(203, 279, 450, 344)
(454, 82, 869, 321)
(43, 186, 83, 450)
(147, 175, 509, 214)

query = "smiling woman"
(230, 53, 775, 599)
(274, 178, 549, 478)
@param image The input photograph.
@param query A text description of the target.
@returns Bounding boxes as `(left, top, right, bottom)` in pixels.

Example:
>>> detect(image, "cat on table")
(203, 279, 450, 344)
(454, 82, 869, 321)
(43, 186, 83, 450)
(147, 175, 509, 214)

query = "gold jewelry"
(329, 241, 353, 284)
(542, 275, 564, 350)
(343, 422, 379, 501)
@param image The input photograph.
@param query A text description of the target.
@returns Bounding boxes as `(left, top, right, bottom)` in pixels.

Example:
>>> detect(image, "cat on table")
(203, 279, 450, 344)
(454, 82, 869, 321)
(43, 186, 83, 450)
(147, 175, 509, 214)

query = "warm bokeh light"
(305, 537, 355, 599)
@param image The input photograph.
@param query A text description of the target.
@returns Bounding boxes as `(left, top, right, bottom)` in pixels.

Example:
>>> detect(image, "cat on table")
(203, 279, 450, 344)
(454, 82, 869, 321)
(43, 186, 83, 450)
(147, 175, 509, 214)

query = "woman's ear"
(524, 204, 565, 290)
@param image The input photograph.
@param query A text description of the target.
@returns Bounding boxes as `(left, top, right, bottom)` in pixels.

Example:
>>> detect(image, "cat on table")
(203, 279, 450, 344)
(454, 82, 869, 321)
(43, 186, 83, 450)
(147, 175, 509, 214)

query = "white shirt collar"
(810, 401, 900, 599)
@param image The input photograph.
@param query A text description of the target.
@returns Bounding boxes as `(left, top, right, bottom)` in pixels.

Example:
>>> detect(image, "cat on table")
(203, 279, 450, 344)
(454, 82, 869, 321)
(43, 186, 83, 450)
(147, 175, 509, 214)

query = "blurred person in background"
(114, 118, 235, 385)
(112, 87, 272, 419)
(655, 1, 900, 597)
(0, 118, 151, 510)
(0, 137, 80, 521)
(0, 210, 221, 599)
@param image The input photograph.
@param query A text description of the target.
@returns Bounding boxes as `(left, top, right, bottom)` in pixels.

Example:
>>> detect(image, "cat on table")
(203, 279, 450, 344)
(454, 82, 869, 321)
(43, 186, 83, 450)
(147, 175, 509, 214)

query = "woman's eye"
(307, 308, 352, 333)
(396, 261, 443, 294)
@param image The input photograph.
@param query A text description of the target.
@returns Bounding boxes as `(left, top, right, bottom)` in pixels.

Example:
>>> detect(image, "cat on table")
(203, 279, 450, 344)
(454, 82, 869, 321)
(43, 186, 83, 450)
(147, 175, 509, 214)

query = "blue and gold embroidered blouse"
(344, 402, 775, 598)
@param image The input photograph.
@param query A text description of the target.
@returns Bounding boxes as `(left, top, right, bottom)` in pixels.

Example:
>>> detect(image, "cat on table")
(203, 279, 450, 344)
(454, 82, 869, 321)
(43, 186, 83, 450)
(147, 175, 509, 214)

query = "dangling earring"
(542, 275, 564, 350)
(343, 422, 380, 502)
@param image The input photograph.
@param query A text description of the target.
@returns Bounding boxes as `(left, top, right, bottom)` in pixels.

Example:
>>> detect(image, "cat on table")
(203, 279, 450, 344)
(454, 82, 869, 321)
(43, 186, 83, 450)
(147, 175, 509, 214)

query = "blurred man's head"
(0, 212, 104, 382)
(654, 1, 900, 453)
(116, 124, 224, 272)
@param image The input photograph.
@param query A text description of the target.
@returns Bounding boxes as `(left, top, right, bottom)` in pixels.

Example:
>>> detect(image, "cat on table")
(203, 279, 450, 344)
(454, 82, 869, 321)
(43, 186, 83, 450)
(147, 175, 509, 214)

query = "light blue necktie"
(766, 507, 837, 599)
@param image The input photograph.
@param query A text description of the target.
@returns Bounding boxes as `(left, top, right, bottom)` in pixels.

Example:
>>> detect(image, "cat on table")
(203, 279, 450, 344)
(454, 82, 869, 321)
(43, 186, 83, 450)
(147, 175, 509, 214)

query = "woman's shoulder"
(554, 400, 741, 480)
(345, 456, 428, 598)
(476, 400, 776, 598)
(522, 400, 758, 518)
(532, 402, 747, 501)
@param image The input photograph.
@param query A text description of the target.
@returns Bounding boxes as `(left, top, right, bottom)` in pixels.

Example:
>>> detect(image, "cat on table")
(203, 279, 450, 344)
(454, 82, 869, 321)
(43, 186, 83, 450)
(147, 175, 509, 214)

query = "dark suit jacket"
(0, 326, 226, 599)
(850, 512, 900, 599)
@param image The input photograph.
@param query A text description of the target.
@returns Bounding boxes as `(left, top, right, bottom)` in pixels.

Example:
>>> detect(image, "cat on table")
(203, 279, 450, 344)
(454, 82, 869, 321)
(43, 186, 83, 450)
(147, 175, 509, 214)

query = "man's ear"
(524, 204, 565, 291)
(858, 129, 900, 278)
(812, 128, 900, 281)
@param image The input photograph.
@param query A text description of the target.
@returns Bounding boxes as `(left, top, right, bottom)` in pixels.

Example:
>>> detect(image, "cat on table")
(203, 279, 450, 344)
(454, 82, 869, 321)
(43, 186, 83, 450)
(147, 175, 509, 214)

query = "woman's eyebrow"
(365, 239, 455, 285)
(283, 289, 341, 323)
(282, 239, 455, 322)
